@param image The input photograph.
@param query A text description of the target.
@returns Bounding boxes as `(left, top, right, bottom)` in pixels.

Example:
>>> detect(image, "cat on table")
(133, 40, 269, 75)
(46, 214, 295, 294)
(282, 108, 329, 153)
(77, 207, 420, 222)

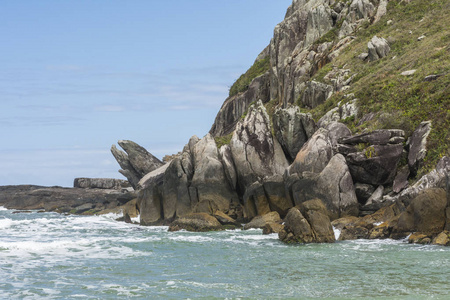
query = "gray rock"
(273, 105, 317, 162)
(358, 52, 369, 61)
(73, 178, 130, 190)
(138, 183, 164, 225)
(348, 0, 376, 23)
(289, 154, 359, 220)
(304, 4, 334, 47)
(373, 0, 388, 23)
(287, 128, 333, 176)
(346, 144, 404, 185)
(162, 158, 192, 220)
(408, 121, 432, 177)
(365, 185, 384, 206)
(191, 134, 239, 213)
(301, 81, 334, 109)
(368, 36, 390, 61)
(218, 145, 238, 190)
(401, 69, 416, 76)
(243, 182, 271, 220)
(230, 101, 288, 191)
(317, 99, 358, 128)
(168, 213, 223, 232)
(209, 72, 270, 137)
(262, 174, 293, 218)
(393, 165, 410, 193)
(325, 122, 352, 147)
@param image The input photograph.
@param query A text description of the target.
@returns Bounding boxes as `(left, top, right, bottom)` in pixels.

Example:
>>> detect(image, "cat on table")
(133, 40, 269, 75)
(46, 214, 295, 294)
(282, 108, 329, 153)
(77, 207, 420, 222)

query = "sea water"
(1, 207, 449, 299)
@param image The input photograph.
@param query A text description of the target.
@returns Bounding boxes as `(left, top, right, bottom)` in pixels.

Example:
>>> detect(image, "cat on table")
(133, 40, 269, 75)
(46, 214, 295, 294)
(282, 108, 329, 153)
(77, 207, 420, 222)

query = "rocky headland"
(1, 0, 449, 246)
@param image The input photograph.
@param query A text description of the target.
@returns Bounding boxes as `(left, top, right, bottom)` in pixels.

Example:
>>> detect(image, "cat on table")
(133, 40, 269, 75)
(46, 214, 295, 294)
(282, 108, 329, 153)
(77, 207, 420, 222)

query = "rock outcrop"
(367, 36, 390, 61)
(279, 199, 335, 243)
(74, 178, 131, 190)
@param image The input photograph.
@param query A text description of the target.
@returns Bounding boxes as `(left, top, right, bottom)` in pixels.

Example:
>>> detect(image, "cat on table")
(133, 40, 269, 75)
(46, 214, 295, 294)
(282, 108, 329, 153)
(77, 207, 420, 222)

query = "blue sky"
(0, 0, 291, 187)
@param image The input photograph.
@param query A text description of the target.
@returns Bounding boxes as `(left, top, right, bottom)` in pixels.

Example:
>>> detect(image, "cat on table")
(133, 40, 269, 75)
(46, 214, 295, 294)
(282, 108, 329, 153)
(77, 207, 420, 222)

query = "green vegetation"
(214, 132, 233, 149)
(307, 0, 449, 175)
(229, 57, 270, 97)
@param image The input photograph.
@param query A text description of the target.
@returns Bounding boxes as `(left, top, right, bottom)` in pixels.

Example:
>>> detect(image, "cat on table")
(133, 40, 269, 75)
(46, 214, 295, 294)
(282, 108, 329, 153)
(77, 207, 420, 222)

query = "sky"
(0, 0, 292, 187)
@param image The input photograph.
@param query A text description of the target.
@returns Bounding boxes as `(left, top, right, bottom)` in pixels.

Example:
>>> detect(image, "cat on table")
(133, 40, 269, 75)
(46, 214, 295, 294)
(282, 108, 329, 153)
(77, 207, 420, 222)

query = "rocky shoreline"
(2, 0, 449, 247)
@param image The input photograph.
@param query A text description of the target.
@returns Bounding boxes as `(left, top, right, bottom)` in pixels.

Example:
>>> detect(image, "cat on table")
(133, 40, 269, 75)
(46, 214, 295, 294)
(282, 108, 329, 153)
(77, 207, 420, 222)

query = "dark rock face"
(209, 73, 270, 137)
(273, 105, 316, 162)
(339, 129, 404, 145)
(408, 121, 432, 177)
(346, 144, 404, 186)
(111, 140, 164, 189)
(279, 199, 335, 243)
(391, 188, 447, 239)
(0, 185, 136, 215)
(73, 178, 131, 190)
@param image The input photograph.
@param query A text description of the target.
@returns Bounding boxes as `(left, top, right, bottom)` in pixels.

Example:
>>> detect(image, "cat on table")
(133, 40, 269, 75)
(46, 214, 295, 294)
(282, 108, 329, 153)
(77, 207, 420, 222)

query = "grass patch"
(214, 133, 233, 149)
(229, 57, 270, 97)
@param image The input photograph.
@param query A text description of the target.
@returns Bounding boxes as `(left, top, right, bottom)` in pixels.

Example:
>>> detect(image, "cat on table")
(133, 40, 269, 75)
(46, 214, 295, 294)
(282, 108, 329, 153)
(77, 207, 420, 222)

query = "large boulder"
(289, 154, 359, 220)
(191, 134, 239, 213)
(230, 101, 288, 191)
(304, 4, 334, 47)
(273, 105, 316, 162)
(339, 129, 405, 145)
(287, 128, 333, 176)
(408, 121, 432, 177)
(391, 188, 447, 239)
(346, 144, 404, 186)
(244, 211, 281, 230)
(279, 199, 335, 243)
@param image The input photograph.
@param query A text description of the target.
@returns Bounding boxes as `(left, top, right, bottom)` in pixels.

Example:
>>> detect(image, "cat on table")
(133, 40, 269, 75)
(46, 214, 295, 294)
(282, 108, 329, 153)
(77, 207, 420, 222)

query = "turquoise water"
(1, 207, 449, 299)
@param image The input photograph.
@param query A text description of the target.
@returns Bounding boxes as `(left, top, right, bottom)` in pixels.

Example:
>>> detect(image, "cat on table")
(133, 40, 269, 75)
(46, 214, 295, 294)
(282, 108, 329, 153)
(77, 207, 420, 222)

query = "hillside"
(220, 0, 449, 178)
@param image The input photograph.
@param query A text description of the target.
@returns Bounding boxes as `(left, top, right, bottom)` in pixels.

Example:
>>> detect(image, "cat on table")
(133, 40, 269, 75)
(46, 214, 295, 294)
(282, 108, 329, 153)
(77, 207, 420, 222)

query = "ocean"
(1, 207, 449, 299)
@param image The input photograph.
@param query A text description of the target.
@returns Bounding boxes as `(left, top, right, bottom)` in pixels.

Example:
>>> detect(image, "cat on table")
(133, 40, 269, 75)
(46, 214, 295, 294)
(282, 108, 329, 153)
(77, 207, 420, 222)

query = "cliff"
(109, 0, 449, 243)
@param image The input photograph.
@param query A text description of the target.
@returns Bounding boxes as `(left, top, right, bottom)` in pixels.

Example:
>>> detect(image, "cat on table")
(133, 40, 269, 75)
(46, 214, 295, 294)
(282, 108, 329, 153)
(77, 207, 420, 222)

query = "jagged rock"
(339, 226, 369, 240)
(168, 213, 223, 232)
(162, 158, 192, 220)
(304, 4, 333, 47)
(317, 99, 358, 128)
(391, 188, 447, 239)
(339, 129, 404, 145)
(137, 163, 169, 190)
(355, 183, 375, 204)
(358, 52, 369, 60)
(348, 0, 376, 23)
(394, 156, 450, 207)
(73, 178, 131, 190)
(209, 72, 270, 137)
(117, 140, 163, 178)
(368, 36, 390, 61)
(230, 101, 288, 191)
(408, 121, 432, 177)
(301, 81, 334, 109)
(373, 0, 388, 23)
(346, 144, 404, 186)
(289, 154, 359, 220)
(279, 199, 335, 244)
(244, 211, 281, 230)
(273, 105, 316, 162)
(111, 140, 164, 188)
(393, 165, 410, 193)
(191, 134, 239, 213)
(287, 128, 333, 175)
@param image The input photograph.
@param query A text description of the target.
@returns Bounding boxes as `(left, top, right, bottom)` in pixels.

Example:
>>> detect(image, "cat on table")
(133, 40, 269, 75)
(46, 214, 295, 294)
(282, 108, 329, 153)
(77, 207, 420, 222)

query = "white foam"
(333, 227, 341, 240)
(0, 206, 8, 211)
(0, 218, 13, 229)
